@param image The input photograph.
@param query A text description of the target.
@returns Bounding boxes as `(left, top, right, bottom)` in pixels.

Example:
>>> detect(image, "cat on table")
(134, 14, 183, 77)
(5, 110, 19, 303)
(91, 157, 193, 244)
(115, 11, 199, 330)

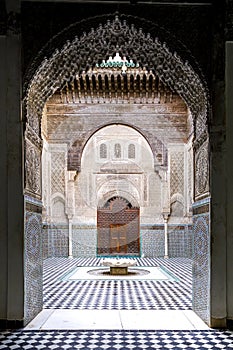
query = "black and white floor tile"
(43, 257, 192, 310)
(1, 258, 233, 348)
(1, 329, 233, 349)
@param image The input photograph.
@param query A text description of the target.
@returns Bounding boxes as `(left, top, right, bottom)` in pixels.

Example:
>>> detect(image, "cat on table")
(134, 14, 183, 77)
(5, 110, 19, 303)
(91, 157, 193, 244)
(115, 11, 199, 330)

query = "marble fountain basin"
(101, 258, 137, 275)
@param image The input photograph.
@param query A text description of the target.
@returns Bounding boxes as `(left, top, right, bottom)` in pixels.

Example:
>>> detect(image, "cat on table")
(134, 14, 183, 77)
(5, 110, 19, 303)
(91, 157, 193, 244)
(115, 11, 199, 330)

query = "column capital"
(68, 171, 77, 181)
(162, 211, 170, 222)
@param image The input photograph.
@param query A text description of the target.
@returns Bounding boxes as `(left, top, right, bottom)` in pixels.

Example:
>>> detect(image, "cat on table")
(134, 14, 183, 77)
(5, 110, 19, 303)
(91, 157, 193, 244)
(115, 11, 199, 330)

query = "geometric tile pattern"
(47, 226, 69, 258)
(193, 213, 210, 325)
(24, 211, 43, 325)
(46, 226, 194, 258)
(1, 329, 233, 349)
(43, 257, 192, 310)
(72, 229, 97, 257)
(168, 229, 192, 258)
(141, 230, 164, 257)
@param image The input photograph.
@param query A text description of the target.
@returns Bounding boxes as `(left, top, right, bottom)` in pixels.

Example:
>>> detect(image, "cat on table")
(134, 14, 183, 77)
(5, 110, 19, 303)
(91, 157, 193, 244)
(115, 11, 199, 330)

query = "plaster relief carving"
(25, 123, 43, 150)
(170, 151, 184, 197)
(195, 145, 209, 196)
(51, 152, 66, 195)
(25, 140, 41, 196)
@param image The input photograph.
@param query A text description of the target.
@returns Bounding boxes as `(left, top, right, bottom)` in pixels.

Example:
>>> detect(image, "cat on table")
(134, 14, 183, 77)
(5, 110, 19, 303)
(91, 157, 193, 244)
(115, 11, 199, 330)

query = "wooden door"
(110, 224, 127, 254)
(97, 198, 140, 256)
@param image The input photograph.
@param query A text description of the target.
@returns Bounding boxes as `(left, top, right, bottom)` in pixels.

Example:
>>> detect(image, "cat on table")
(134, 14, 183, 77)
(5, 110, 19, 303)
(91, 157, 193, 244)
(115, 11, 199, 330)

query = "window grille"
(100, 143, 107, 158)
(114, 143, 121, 158)
(128, 144, 135, 159)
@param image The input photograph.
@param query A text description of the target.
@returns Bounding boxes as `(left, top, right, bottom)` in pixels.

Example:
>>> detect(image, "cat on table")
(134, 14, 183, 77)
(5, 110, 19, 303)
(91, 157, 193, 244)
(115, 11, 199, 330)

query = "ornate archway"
(23, 14, 210, 326)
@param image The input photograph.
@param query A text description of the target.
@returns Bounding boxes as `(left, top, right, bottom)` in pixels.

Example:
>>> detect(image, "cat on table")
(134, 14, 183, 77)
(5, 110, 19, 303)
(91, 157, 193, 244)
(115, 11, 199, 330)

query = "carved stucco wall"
(195, 142, 209, 199)
(42, 120, 194, 222)
(42, 122, 194, 259)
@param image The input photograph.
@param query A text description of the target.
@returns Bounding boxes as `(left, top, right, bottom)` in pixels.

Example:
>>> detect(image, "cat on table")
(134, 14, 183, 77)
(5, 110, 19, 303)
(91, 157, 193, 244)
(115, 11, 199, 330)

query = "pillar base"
(227, 319, 233, 330)
(0, 319, 24, 329)
(164, 255, 169, 259)
(210, 317, 227, 328)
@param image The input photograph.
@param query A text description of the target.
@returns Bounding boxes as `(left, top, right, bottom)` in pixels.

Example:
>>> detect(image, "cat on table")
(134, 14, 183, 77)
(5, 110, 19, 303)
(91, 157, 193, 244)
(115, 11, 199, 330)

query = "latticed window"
(128, 144, 135, 159)
(100, 143, 107, 158)
(114, 143, 121, 158)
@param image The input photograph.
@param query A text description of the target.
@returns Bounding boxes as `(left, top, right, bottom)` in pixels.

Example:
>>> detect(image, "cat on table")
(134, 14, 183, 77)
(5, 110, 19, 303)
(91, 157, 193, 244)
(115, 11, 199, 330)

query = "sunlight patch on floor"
(25, 309, 209, 330)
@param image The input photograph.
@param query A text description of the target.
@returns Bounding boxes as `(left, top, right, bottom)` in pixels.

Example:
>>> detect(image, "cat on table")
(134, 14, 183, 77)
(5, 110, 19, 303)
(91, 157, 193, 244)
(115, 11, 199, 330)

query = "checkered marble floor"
(1, 258, 233, 349)
(1, 329, 233, 349)
(43, 257, 192, 310)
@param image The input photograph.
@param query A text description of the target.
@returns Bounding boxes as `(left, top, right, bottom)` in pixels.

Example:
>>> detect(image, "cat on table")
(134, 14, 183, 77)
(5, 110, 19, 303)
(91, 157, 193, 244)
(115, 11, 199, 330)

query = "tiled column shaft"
(192, 200, 210, 325)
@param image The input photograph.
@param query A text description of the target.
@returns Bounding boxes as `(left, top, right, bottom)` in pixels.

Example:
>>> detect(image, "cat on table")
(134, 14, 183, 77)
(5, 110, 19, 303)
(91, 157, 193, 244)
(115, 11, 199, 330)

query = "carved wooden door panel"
(110, 224, 127, 254)
(97, 197, 140, 256)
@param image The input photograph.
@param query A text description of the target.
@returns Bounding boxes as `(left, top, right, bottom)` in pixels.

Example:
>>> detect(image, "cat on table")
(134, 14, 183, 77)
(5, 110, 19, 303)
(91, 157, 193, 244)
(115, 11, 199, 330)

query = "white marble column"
(163, 214, 169, 259)
(66, 171, 76, 258)
(68, 216, 73, 258)
(161, 169, 170, 258)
